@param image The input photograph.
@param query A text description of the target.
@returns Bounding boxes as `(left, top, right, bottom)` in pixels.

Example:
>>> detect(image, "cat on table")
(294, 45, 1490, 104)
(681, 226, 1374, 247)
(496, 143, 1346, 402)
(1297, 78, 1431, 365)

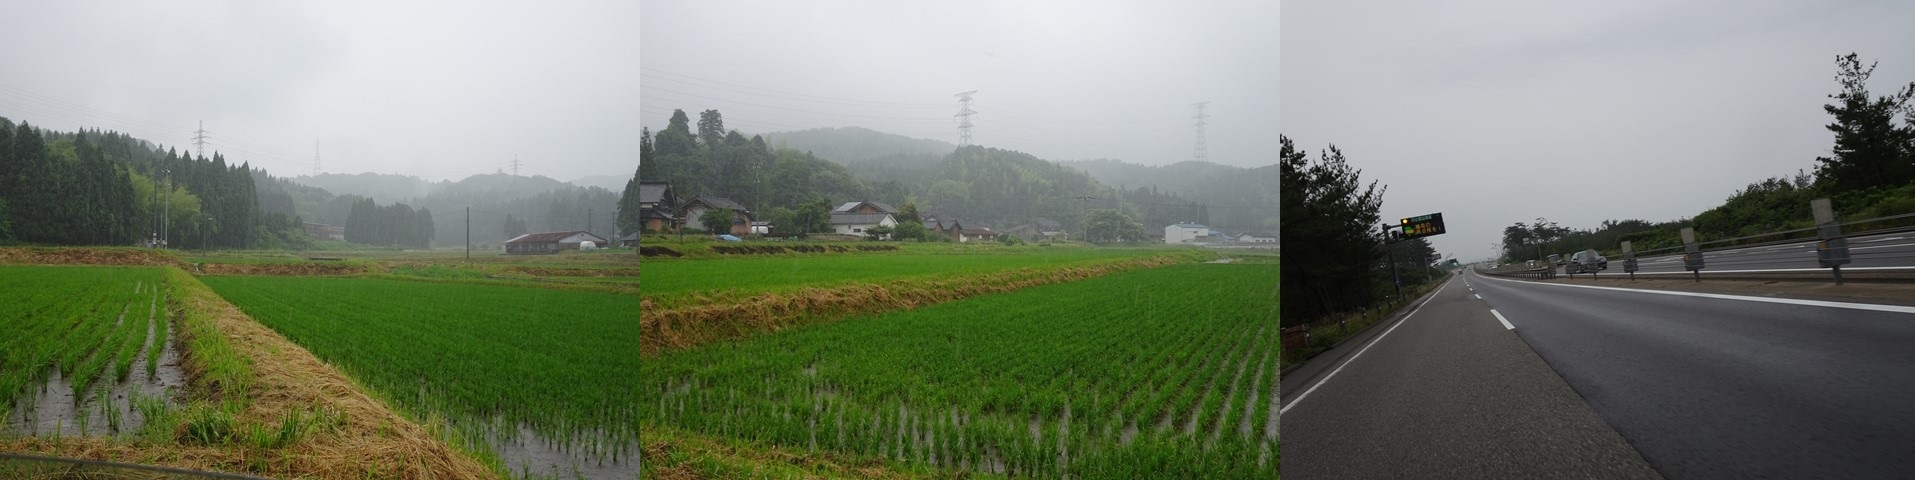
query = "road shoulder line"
(1477, 272, 1915, 314)
(1280, 276, 1453, 416)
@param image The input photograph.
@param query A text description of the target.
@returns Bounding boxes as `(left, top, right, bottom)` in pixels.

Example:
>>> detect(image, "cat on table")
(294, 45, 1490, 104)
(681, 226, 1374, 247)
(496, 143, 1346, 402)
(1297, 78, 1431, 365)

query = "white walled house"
(831, 213, 897, 237)
(1238, 231, 1277, 243)
(1165, 223, 1209, 244)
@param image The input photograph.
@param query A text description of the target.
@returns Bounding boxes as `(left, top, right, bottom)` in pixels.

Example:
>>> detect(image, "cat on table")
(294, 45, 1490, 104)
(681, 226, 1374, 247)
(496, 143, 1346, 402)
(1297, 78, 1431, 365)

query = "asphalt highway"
(1278, 274, 1661, 479)
(1282, 269, 1915, 479)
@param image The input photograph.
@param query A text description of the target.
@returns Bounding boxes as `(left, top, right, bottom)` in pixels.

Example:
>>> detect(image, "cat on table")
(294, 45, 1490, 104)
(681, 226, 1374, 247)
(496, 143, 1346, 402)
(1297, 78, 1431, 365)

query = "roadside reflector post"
(1621, 241, 1638, 281)
(1682, 228, 1704, 283)
(1812, 198, 1851, 285)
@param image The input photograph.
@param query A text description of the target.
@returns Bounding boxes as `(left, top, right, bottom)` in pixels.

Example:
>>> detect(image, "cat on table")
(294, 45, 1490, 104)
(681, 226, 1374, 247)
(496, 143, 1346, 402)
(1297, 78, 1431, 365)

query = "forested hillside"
(641, 108, 1279, 237)
(0, 117, 308, 249)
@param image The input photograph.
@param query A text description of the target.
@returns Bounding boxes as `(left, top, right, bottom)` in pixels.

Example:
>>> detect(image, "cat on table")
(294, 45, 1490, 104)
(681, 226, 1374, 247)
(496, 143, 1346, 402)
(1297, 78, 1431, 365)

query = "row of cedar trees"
(342, 197, 433, 249)
(0, 117, 427, 249)
(0, 118, 271, 248)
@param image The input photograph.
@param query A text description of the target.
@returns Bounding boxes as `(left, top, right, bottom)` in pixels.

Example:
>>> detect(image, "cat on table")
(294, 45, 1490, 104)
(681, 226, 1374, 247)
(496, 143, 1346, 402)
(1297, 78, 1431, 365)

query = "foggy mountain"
(275, 172, 622, 247)
(727, 124, 1277, 233)
(1061, 159, 1279, 231)
(287, 173, 433, 205)
(762, 126, 957, 163)
(569, 174, 634, 191)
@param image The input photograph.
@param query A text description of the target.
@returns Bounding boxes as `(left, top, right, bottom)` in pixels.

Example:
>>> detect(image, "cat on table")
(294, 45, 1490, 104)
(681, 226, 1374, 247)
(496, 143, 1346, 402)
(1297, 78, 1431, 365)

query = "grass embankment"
(643, 262, 1279, 478)
(1281, 273, 1448, 371)
(0, 265, 494, 478)
(201, 276, 640, 476)
(641, 250, 1209, 356)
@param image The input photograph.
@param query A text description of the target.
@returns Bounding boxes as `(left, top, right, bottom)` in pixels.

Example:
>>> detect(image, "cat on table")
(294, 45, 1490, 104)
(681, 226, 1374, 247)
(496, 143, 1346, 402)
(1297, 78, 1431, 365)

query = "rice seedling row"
(641, 263, 1278, 478)
(198, 276, 640, 473)
(0, 266, 169, 430)
(641, 247, 1197, 302)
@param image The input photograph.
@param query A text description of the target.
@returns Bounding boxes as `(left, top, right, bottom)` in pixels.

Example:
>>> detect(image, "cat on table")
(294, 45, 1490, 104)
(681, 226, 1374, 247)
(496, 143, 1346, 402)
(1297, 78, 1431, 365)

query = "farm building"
(1237, 231, 1277, 243)
(1165, 223, 1209, 244)
(638, 181, 680, 231)
(504, 231, 610, 254)
(619, 232, 638, 247)
(959, 227, 999, 243)
(303, 223, 345, 241)
(681, 196, 755, 235)
(1005, 218, 1067, 243)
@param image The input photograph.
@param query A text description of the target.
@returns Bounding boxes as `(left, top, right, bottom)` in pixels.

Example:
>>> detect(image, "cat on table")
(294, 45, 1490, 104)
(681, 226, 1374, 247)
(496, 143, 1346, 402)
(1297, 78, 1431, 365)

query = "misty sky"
(639, 0, 1279, 169)
(1283, 0, 1915, 261)
(0, 1, 639, 183)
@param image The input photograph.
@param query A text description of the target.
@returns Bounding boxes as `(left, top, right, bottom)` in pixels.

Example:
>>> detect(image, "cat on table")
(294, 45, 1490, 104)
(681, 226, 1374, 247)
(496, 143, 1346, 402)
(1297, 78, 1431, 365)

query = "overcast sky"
(1283, 0, 1915, 261)
(639, 0, 1279, 168)
(0, 1, 639, 183)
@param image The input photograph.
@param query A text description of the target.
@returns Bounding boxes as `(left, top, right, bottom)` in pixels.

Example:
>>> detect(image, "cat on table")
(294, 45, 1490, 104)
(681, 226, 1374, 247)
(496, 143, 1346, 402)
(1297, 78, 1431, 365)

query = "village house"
(959, 226, 999, 242)
(637, 181, 680, 232)
(922, 214, 963, 242)
(504, 230, 610, 254)
(830, 200, 899, 238)
(1165, 222, 1209, 244)
(681, 196, 755, 236)
(831, 212, 897, 238)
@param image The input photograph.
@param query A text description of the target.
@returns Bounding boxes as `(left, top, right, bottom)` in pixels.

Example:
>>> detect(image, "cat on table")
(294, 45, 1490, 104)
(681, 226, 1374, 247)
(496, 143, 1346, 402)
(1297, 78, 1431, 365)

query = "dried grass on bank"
(0, 266, 496, 479)
(640, 255, 1181, 356)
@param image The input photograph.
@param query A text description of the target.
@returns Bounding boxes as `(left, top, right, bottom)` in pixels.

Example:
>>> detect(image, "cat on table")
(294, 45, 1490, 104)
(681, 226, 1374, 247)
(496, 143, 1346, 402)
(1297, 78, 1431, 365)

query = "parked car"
(1568, 249, 1608, 273)
(1548, 254, 1563, 266)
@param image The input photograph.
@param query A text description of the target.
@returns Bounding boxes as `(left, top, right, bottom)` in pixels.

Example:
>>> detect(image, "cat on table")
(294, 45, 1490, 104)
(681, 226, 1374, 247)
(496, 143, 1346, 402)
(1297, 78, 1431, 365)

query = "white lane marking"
(1855, 236, 1905, 243)
(1851, 242, 1915, 251)
(1613, 266, 1915, 275)
(1491, 309, 1516, 330)
(1281, 276, 1453, 416)
(1474, 293, 1483, 299)
(1477, 273, 1915, 314)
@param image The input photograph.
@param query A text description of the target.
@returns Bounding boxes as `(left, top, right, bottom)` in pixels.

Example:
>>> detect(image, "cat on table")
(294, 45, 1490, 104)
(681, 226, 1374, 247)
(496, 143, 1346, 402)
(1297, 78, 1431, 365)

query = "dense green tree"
(1081, 209, 1144, 243)
(793, 200, 831, 235)
(1280, 136, 1386, 327)
(655, 110, 697, 158)
(697, 109, 726, 148)
(893, 219, 927, 241)
(897, 200, 922, 223)
(1815, 53, 1915, 192)
(698, 208, 734, 234)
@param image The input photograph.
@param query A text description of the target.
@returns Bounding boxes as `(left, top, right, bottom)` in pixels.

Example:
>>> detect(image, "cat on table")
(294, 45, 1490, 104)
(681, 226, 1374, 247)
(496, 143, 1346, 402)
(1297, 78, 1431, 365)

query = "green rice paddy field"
(641, 262, 1280, 478)
(639, 247, 1199, 301)
(198, 276, 640, 474)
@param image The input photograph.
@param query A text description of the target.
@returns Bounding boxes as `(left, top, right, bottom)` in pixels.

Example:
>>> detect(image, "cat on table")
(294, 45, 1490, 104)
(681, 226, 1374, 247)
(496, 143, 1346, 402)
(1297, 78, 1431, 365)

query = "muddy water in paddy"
(5, 285, 187, 437)
(475, 416, 638, 479)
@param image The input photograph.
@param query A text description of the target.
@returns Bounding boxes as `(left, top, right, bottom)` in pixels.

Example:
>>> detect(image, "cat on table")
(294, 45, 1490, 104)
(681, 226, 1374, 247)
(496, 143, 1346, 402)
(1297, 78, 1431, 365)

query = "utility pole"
(587, 208, 593, 235)
(192, 121, 209, 159)
(313, 138, 321, 175)
(954, 90, 977, 147)
(1072, 196, 1097, 243)
(1191, 102, 1210, 163)
(465, 207, 471, 262)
